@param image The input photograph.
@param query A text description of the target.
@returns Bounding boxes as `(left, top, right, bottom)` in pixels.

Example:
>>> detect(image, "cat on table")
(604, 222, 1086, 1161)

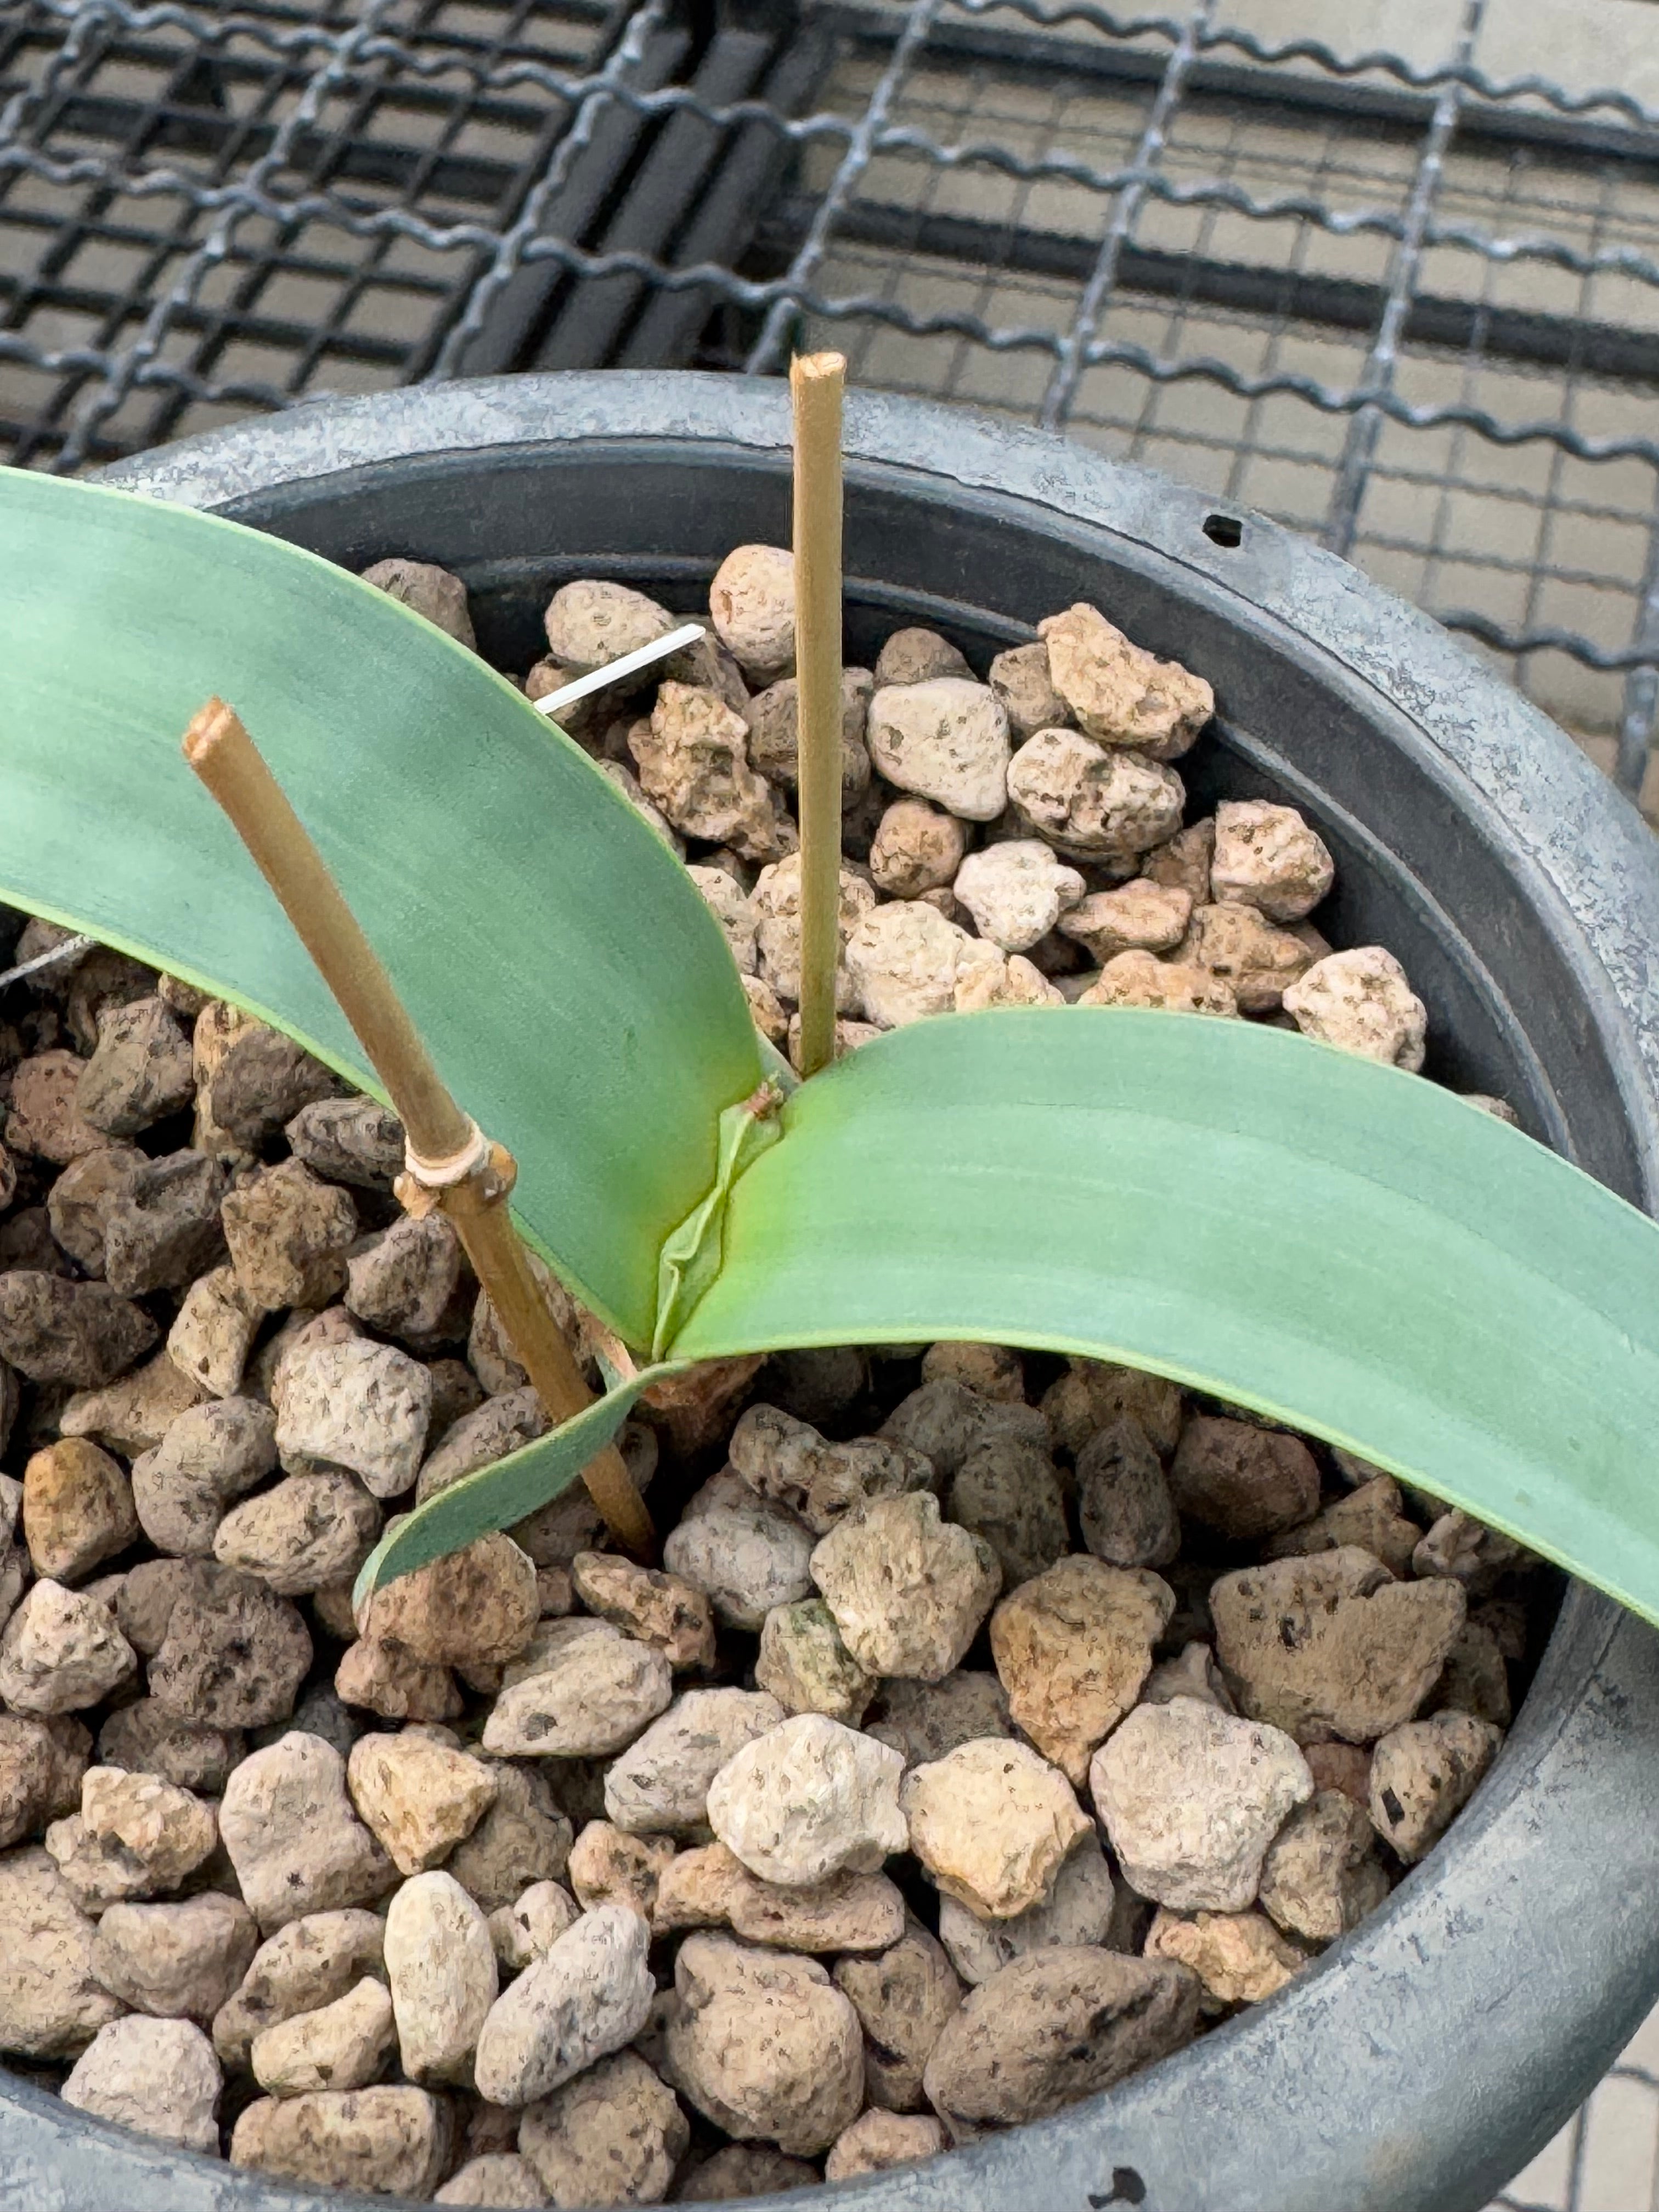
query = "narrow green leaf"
(0, 466, 761, 1345)
(668, 1007, 1659, 1628)
(352, 1365, 679, 1610)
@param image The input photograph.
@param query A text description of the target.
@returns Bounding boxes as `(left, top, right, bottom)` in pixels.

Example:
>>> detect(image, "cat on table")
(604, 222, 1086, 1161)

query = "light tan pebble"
(21, 1438, 137, 1586)
(1091, 1698, 1312, 1911)
(1144, 1906, 1306, 2008)
(810, 1491, 1000, 1683)
(750, 851, 876, 1007)
(131, 1396, 278, 1556)
(1059, 879, 1193, 962)
(231, 2085, 452, 2196)
(60, 1352, 208, 1457)
(6, 1049, 106, 1165)
(1210, 799, 1333, 921)
(146, 1562, 311, 1730)
(275, 1336, 432, 1500)
(0, 1582, 135, 1714)
(833, 1926, 963, 2112)
(677, 2145, 819, 2199)
(336, 1637, 464, 1724)
(990, 1556, 1173, 1784)
(664, 1932, 864, 2156)
(743, 973, 789, 1048)
(166, 1265, 263, 1398)
(346, 1731, 498, 1876)
(221, 1159, 358, 1312)
(867, 678, 1012, 822)
(1077, 948, 1238, 1015)
(364, 555, 475, 647)
(936, 1832, 1116, 1985)
(1430, 1619, 1513, 1727)
(950, 948, 1064, 1013)
(868, 798, 968, 898)
(952, 840, 1086, 953)
(826, 2108, 946, 2181)
(988, 639, 1069, 736)
(362, 1532, 541, 1672)
(483, 1620, 673, 1759)
(1283, 945, 1427, 1071)
(0, 1844, 125, 2057)
(729, 1402, 933, 1536)
(1257, 1788, 1391, 1941)
(1368, 1713, 1503, 1861)
(863, 1671, 1012, 1769)
(568, 1821, 676, 1920)
(1039, 603, 1212, 758)
(251, 1974, 397, 2097)
(901, 1737, 1090, 1920)
(1412, 1508, 1532, 1598)
(48, 1763, 219, 1908)
(783, 1011, 882, 1069)
(570, 1553, 715, 1672)
(544, 578, 673, 674)
(63, 2014, 222, 2153)
(743, 669, 873, 794)
(219, 1734, 397, 1932)
(1141, 1640, 1235, 1713)
(211, 1908, 387, 2070)
(1076, 1415, 1181, 1569)
(419, 1387, 549, 1503)
(723, 1863, 906, 1954)
(707, 1714, 906, 1889)
(383, 1869, 497, 2084)
(918, 1340, 1023, 1403)
(923, 1946, 1200, 2132)
(709, 545, 795, 682)
(447, 1764, 574, 1916)
(945, 1430, 1070, 1588)
(840, 899, 990, 1029)
(651, 1841, 745, 1934)
(755, 1599, 874, 1725)
(490, 1881, 580, 1972)
(686, 866, 758, 973)
(1210, 1549, 1466, 1742)
(661, 1489, 815, 1634)
(89, 1891, 257, 2019)
(1007, 728, 1185, 860)
(629, 683, 791, 861)
(437, 2153, 546, 2207)
(1168, 1415, 1319, 1543)
(1179, 902, 1314, 1013)
(214, 1471, 380, 1600)
(474, 1903, 654, 2108)
(873, 628, 972, 686)
(518, 2048, 687, 2205)
(1463, 1092, 1520, 1124)
(345, 1215, 465, 1344)
(1265, 1476, 1420, 1579)
(880, 1374, 1048, 1479)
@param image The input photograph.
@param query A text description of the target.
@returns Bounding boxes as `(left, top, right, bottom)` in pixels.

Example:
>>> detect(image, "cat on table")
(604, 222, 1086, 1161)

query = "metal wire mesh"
(5, 4, 1659, 2198)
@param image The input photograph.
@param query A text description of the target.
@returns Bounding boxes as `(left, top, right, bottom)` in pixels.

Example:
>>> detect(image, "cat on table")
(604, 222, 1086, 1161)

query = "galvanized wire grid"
(5, 3, 1659, 2200)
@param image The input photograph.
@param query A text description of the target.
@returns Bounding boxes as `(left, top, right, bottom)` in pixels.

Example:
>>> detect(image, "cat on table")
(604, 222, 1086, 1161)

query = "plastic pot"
(3, 371, 1657, 2212)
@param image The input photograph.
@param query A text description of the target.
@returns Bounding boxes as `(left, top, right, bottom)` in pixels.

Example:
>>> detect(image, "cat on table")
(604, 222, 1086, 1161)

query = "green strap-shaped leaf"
(360, 1006, 1659, 1629)
(663, 1008, 1659, 1627)
(0, 467, 761, 1344)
